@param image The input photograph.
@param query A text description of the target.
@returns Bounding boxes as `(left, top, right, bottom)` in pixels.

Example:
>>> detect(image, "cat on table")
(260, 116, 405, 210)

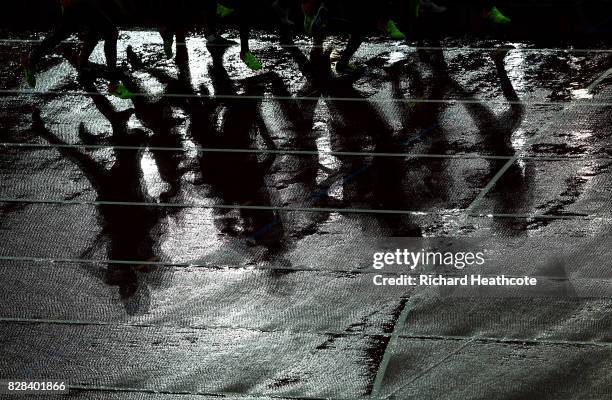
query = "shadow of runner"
(233, 34, 339, 248)
(263, 60, 332, 240)
(191, 45, 283, 248)
(385, 45, 453, 220)
(451, 47, 531, 231)
(324, 68, 422, 236)
(64, 44, 188, 205)
(456, 48, 526, 157)
(30, 96, 158, 311)
(122, 43, 190, 204)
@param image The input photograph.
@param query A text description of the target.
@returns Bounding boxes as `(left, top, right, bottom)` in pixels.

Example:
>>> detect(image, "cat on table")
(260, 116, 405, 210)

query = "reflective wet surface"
(0, 29, 611, 399)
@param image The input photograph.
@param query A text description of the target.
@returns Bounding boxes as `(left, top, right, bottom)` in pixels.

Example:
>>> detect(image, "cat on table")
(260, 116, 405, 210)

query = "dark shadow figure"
(260, 39, 337, 240)
(318, 55, 423, 236)
(122, 41, 191, 204)
(256, 30, 419, 242)
(127, 37, 284, 250)
(397, 46, 454, 137)
(454, 48, 525, 160)
(272, 29, 453, 237)
(451, 48, 531, 231)
(191, 45, 283, 248)
(30, 86, 159, 311)
(63, 42, 187, 206)
(284, 33, 421, 236)
(385, 45, 454, 215)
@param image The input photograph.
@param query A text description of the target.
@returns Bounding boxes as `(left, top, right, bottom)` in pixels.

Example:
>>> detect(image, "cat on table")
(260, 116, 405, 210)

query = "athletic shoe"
(21, 55, 36, 88)
(108, 83, 135, 99)
(217, 3, 235, 18)
(241, 52, 262, 71)
(386, 20, 406, 40)
(485, 6, 511, 24)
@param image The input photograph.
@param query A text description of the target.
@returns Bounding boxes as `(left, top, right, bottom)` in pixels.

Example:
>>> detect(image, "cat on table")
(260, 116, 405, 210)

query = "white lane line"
(370, 294, 423, 400)
(1, 317, 610, 349)
(0, 197, 610, 221)
(381, 337, 477, 399)
(2, 37, 612, 53)
(2, 88, 612, 106)
(3, 141, 612, 162)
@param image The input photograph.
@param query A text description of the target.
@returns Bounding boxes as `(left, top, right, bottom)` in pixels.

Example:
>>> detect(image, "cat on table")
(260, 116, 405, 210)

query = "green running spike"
(241, 52, 262, 71)
(108, 83, 135, 100)
(386, 20, 406, 40)
(217, 3, 235, 18)
(487, 6, 511, 24)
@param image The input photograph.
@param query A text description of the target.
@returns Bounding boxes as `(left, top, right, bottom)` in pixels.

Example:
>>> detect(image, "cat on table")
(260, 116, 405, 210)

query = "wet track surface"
(0, 30, 612, 399)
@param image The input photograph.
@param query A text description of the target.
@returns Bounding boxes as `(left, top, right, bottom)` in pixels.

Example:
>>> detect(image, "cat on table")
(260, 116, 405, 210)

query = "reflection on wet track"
(0, 30, 611, 399)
